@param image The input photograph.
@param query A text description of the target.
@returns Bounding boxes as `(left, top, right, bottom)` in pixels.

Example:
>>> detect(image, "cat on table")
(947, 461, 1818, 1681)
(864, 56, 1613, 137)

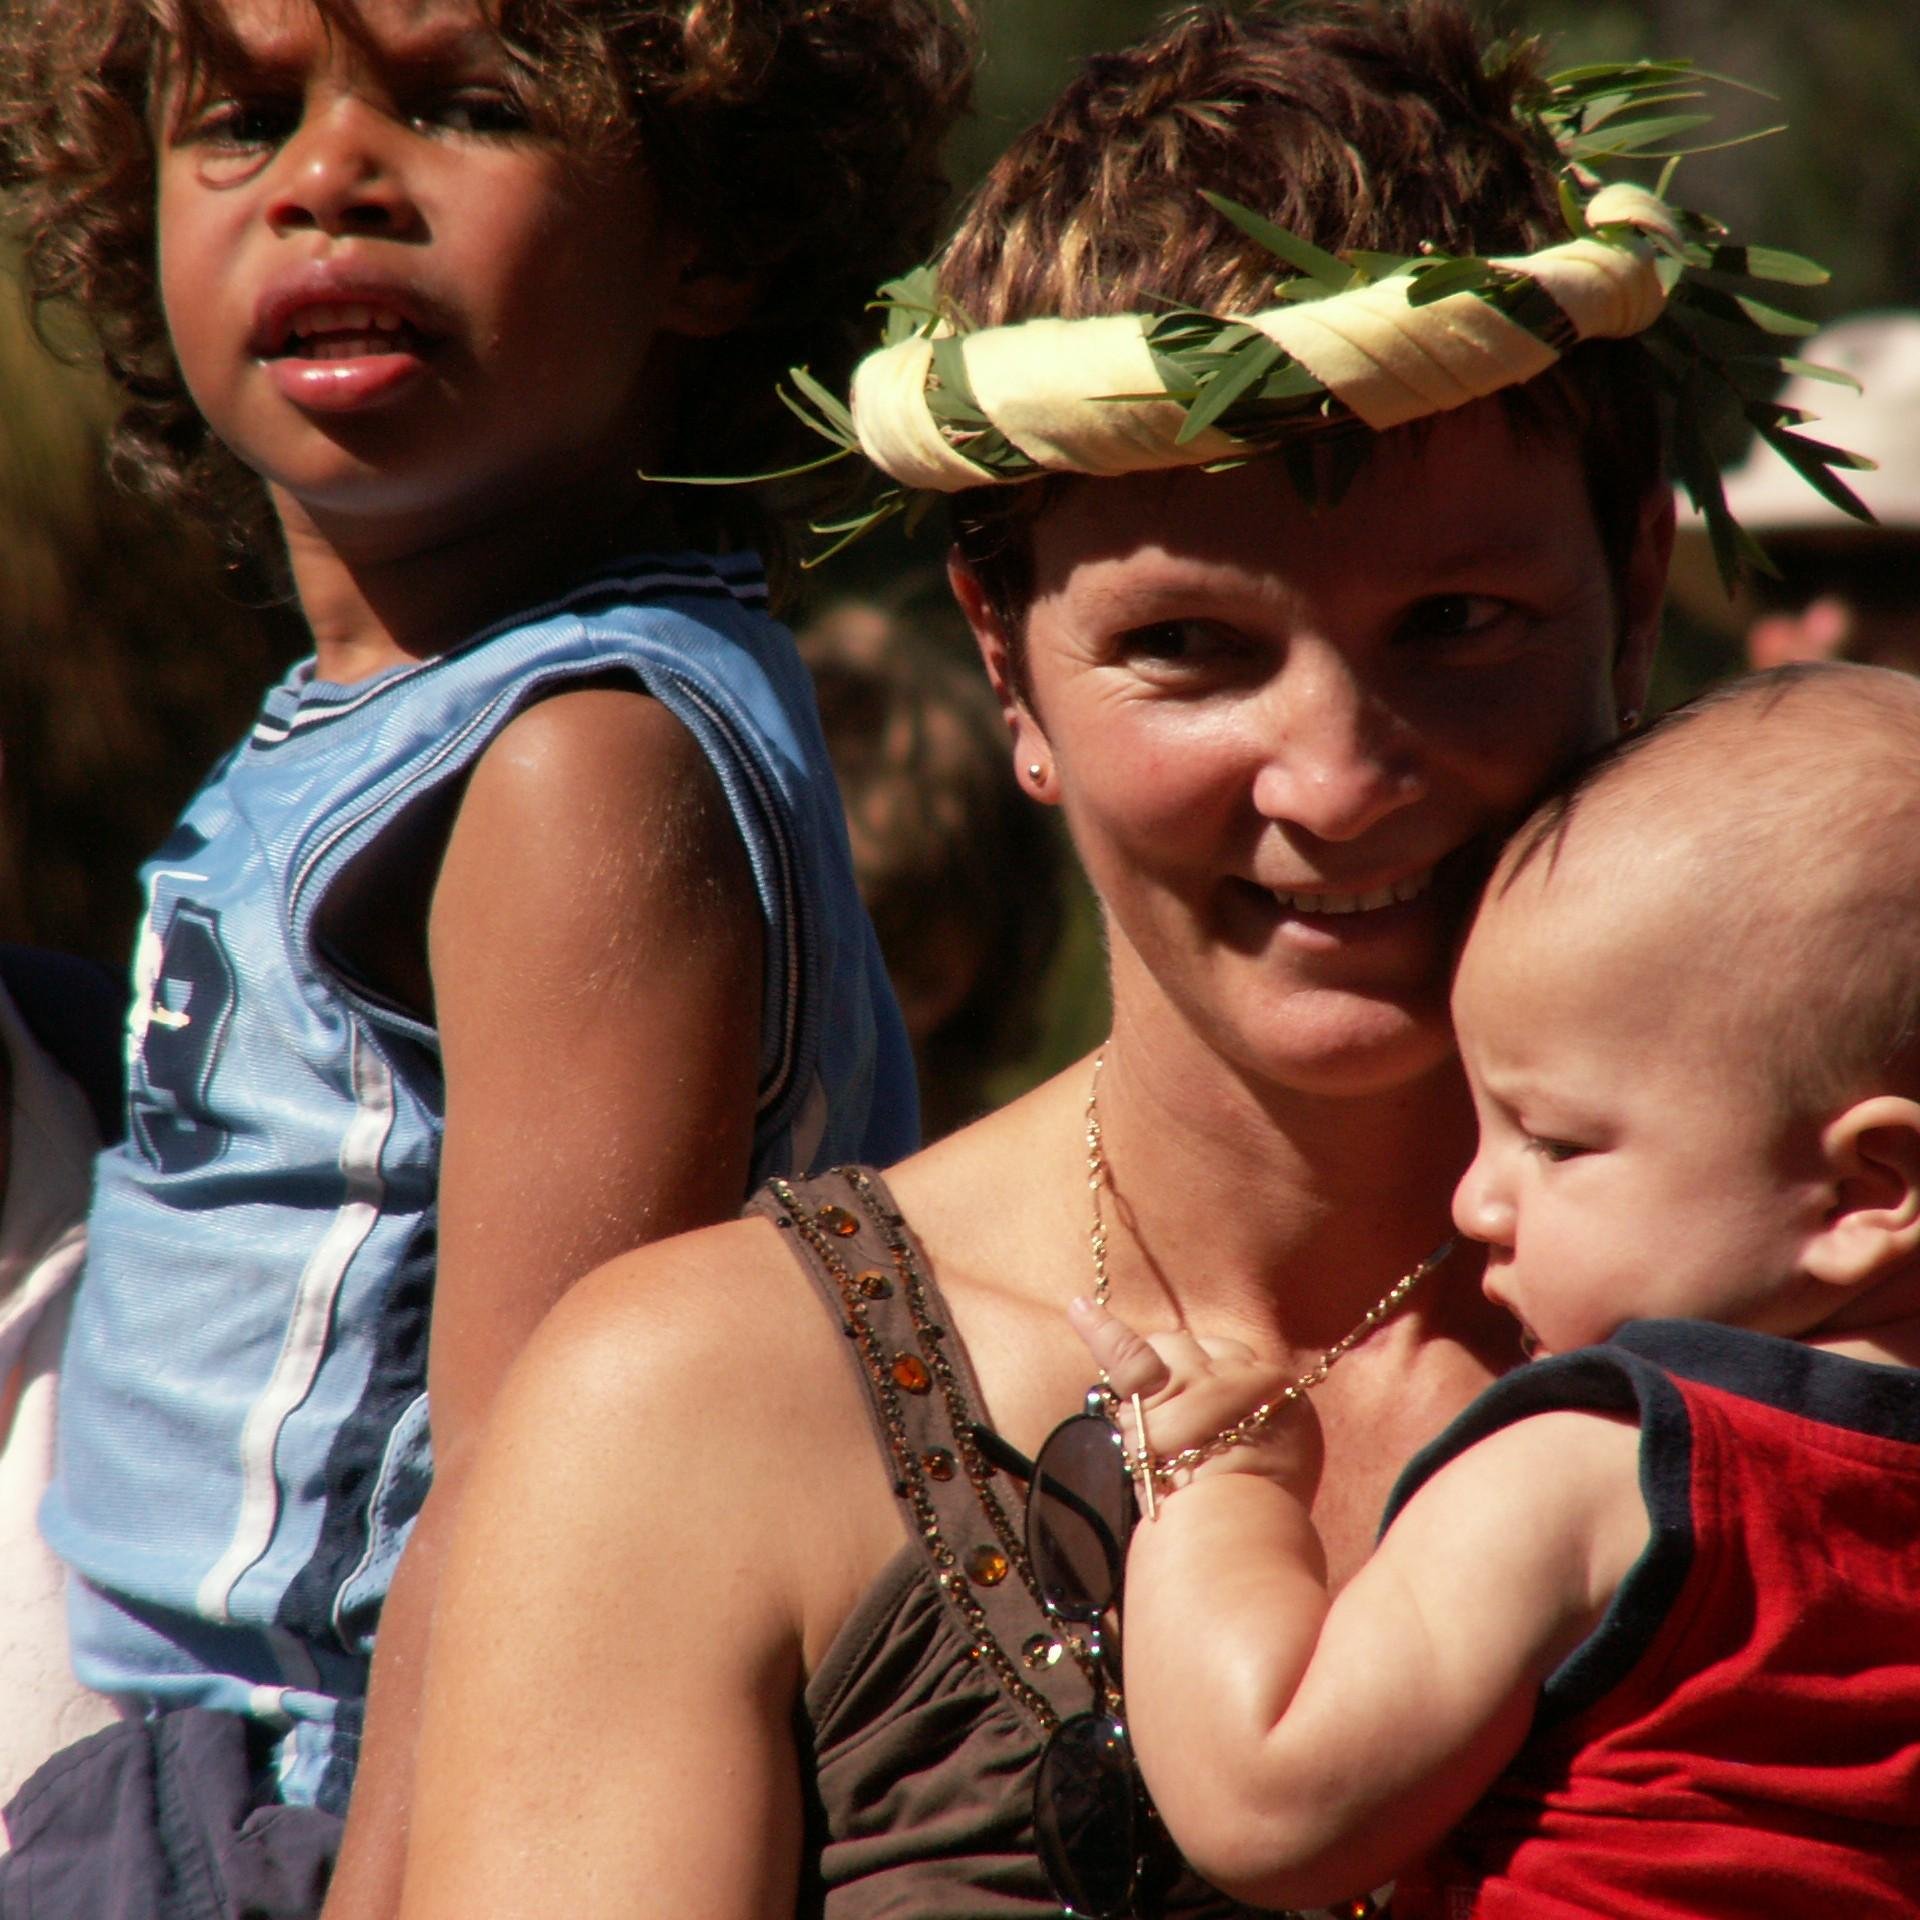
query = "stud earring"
(1027, 762, 1045, 781)
(1619, 707, 1643, 733)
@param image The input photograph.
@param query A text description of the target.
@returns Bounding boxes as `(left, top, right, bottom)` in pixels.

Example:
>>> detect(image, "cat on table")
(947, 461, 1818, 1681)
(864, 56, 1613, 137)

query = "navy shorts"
(0, 1710, 342, 1920)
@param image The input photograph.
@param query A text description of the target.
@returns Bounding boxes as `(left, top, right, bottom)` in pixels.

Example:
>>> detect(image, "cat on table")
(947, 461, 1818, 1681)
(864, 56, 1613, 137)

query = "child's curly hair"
(0, 0, 974, 563)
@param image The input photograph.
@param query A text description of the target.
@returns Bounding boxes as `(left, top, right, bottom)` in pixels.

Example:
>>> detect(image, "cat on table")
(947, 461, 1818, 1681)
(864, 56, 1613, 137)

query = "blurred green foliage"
(1, 0, 1914, 1095)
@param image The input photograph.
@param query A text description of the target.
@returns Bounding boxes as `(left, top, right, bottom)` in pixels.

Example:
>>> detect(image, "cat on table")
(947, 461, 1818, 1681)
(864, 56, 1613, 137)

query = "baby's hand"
(1068, 1297, 1322, 1502)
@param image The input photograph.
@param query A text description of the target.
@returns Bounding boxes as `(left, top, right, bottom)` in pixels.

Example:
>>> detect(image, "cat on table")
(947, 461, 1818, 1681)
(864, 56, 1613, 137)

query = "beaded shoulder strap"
(752, 1166, 1091, 1731)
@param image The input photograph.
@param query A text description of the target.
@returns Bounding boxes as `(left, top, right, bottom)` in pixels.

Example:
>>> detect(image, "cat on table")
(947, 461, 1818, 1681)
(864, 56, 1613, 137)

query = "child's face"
(1449, 869, 1822, 1357)
(154, 0, 690, 543)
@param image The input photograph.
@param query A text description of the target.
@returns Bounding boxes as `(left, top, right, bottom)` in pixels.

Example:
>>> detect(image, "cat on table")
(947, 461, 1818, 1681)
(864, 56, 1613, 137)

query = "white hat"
(1703, 311, 1920, 534)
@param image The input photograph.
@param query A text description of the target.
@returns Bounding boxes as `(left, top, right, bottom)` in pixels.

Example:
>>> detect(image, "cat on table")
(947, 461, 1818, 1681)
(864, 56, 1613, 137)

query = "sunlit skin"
(1001, 403, 1667, 1103)
(1451, 865, 1834, 1357)
(154, 0, 694, 603)
(1072, 709, 1920, 1911)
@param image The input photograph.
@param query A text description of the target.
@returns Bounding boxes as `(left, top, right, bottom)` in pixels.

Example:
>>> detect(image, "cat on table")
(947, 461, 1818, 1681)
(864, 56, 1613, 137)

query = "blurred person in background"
(0, 941, 129, 1833)
(1669, 312, 1920, 676)
(798, 580, 1068, 1139)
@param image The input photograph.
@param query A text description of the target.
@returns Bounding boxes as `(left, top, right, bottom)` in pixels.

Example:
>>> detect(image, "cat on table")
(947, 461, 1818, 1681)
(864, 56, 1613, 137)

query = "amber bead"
(1022, 1634, 1062, 1671)
(891, 1353, 932, 1393)
(921, 1448, 957, 1481)
(966, 1545, 1010, 1587)
(816, 1204, 860, 1237)
(854, 1268, 893, 1299)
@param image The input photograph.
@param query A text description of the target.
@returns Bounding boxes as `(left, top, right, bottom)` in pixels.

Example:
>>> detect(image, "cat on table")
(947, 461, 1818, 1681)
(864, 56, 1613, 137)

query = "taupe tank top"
(754, 1168, 1287, 1920)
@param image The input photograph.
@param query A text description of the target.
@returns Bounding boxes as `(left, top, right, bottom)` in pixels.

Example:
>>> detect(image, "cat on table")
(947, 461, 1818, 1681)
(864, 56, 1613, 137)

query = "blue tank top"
(47, 552, 917, 1809)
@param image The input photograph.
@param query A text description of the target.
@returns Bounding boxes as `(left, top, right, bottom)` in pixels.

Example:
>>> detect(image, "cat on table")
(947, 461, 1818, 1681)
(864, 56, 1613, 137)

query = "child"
(1078, 662, 1920, 1918)
(0, 0, 967, 1908)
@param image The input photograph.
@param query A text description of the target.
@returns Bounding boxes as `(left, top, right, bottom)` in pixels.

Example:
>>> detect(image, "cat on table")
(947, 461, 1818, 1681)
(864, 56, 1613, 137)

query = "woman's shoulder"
(479, 1208, 909, 1660)
(519, 1211, 848, 1419)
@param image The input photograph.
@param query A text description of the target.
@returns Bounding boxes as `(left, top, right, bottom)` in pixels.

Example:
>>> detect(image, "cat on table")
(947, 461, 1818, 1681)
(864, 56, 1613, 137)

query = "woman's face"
(987, 401, 1669, 1099)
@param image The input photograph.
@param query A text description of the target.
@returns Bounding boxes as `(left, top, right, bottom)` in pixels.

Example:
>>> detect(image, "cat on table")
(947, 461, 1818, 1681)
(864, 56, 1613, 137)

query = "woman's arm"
(325, 688, 766, 1917)
(1077, 1305, 1647, 1912)
(394, 1223, 858, 1919)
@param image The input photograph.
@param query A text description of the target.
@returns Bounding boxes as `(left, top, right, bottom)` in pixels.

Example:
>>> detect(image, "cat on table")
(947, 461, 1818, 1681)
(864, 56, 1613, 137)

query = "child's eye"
(1528, 1135, 1590, 1163)
(416, 88, 532, 136)
(183, 95, 300, 150)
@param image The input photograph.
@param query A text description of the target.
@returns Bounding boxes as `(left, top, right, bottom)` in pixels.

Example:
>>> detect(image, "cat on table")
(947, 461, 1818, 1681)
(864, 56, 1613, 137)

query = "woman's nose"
(1248, 651, 1424, 842)
(1452, 1151, 1513, 1251)
(266, 102, 421, 239)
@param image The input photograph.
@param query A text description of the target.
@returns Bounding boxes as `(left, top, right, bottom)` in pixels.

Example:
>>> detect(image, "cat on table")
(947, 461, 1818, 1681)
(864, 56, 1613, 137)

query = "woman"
(386, 4, 1739, 1913)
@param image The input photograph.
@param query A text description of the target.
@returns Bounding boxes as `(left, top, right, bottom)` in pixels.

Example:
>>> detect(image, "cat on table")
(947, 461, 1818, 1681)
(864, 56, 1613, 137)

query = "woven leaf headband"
(745, 57, 1874, 580)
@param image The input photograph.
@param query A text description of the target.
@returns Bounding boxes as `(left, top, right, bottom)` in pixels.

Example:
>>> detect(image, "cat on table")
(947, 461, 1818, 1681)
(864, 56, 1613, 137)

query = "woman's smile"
(1012, 408, 1645, 1094)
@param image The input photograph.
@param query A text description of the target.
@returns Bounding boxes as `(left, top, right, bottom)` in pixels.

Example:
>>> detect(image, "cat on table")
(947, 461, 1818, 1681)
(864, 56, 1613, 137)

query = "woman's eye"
(1114, 620, 1241, 670)
(1401, 594, 1512, 650)
(418, 88, 531, 135)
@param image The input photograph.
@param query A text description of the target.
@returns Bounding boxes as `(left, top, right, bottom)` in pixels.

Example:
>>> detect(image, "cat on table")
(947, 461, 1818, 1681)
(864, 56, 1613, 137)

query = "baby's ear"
(1803, 1096, 1920, 1288)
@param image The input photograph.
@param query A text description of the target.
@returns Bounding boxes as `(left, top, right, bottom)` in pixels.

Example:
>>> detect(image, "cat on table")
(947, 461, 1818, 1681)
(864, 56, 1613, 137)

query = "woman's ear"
(947, 549, 1056, 803)
(1612, 484, 1676, 720)
(1801, 1095, 1920, 1289)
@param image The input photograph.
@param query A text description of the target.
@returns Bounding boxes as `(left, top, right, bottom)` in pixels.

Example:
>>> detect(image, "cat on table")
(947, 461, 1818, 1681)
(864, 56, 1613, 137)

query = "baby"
(1078, 661, 1920, 1918)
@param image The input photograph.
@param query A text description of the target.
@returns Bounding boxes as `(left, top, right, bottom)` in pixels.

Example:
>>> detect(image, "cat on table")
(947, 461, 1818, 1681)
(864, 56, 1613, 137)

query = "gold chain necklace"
(1084, 1045, 1453, 1493)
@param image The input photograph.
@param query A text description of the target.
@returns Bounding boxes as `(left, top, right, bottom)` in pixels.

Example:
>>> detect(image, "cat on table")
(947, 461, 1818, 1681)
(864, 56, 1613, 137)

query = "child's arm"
(326, 689, 767, 1918)
(1075, 1302, 1648, 1912)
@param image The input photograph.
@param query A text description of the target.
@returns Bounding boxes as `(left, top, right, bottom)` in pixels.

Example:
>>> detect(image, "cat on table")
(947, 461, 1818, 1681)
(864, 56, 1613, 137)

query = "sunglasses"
(980, 1389, 1164, 1918)
(979, 1394, 1389, 1920)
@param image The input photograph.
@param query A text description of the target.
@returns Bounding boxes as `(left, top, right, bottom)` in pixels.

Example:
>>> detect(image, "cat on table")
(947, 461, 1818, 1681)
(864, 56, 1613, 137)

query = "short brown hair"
(938, 0, 1662, 645)
(0, 0, 973, 564)
(1494, 663, 1920, 1117)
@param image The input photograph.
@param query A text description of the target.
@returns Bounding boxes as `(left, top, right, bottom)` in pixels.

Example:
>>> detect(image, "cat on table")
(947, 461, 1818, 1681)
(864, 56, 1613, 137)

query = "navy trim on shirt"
(1380, 1321, 1920, 1735)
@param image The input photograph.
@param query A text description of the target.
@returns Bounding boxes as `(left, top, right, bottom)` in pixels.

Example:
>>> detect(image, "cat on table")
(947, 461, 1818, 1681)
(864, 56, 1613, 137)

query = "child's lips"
(249, 275, 452, 409)
(261, 333, 435, 413)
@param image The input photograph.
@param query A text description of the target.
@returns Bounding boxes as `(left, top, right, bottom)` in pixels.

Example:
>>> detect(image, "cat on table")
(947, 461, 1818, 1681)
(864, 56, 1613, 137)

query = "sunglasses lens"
(1028, 1413, 1134, 1622)
(1036, 1710, 1139, 1918)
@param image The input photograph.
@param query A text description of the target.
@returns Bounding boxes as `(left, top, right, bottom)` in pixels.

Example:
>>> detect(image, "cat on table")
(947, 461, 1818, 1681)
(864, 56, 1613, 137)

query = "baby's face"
(1448, 869, 1822, 1357)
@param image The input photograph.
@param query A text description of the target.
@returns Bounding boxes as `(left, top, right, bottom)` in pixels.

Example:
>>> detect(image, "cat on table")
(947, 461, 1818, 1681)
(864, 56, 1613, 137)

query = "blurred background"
(4, 0, 1917, 1124)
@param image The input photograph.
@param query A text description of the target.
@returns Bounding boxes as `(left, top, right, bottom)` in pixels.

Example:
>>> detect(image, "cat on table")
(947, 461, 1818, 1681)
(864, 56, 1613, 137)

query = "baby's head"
(0, 0, 971, 557)
(1452, 663, 1920, 1357)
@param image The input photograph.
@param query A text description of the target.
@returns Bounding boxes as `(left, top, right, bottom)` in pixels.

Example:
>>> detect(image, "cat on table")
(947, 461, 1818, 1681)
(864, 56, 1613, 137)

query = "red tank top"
(1386, 1321, 1920, 1919)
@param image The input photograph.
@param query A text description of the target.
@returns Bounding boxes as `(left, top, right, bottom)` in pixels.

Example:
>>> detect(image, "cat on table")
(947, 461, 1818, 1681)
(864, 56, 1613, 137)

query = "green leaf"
(640, 443, 854, 487)
(788, 366, 858, 442)
(802, 498, 905, 570)
(1754, 425, 1879, 523)
(1706, 244, 1829, 288)
(1731, 293, 1819, 337)
(1557, 175, 1586, 238)
(1569, 110, 1715, 156)
(1200, 190, 1353, 291)
(1343, 250, 1421, 282)
(1406, 259, 1498, 306)
(1671, 407, 1743, 591)
(927, 334, 989, 429)
(1252, 363, 1327, 403)
(1179, 335, 1284, 442)
(1772, 356, 1862, 391)
(1579, 87, 1704, 132)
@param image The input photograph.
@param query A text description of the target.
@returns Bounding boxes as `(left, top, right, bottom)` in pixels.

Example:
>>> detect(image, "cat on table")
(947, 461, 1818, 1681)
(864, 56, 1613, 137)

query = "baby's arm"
(326, 689, 765, 1918)
(1075, 1303, 1648, 1913)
